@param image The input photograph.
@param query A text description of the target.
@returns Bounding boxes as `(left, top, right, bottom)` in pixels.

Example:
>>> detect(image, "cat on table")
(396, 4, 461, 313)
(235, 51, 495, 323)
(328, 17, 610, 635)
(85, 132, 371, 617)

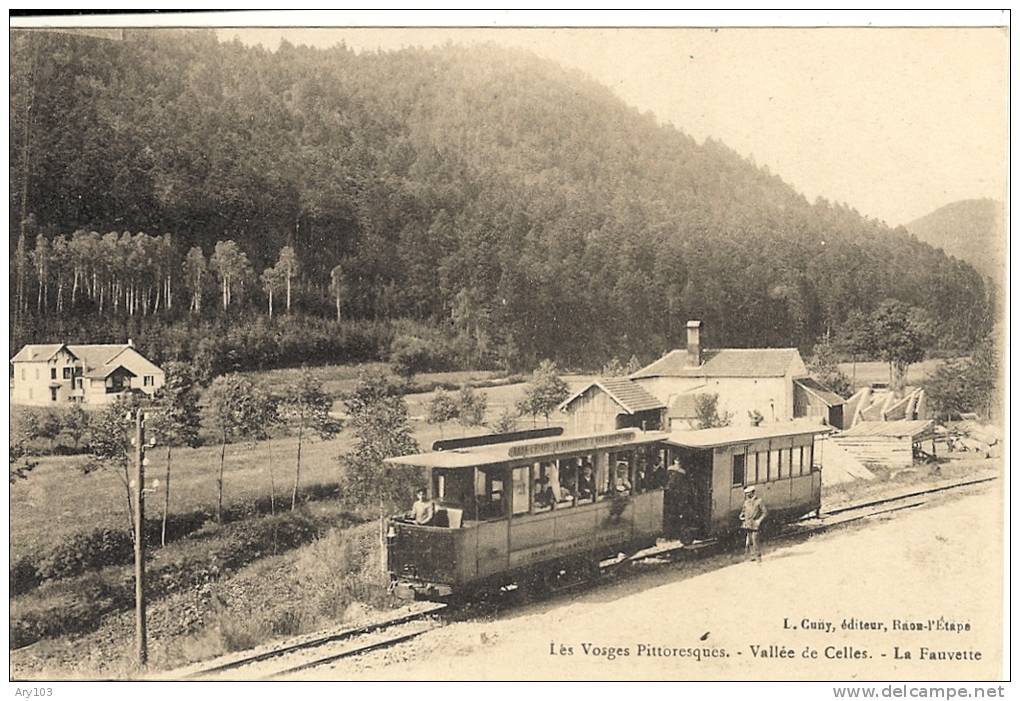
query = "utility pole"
(132, 409, 148, 669)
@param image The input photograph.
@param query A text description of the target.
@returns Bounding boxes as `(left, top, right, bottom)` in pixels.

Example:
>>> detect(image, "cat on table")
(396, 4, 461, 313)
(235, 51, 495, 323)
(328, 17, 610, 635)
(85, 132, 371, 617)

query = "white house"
(11, 341, 165, 406)
(561, 321, 845, 434)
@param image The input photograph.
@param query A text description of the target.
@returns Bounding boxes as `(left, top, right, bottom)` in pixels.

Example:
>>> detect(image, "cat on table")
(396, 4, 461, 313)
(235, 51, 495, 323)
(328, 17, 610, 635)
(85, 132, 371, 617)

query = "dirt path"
(292, 483, 1003, 681)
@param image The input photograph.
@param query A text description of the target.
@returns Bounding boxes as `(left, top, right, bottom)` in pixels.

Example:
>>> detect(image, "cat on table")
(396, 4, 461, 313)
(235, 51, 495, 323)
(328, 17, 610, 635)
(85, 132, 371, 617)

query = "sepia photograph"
(6, 10, 1009, 689)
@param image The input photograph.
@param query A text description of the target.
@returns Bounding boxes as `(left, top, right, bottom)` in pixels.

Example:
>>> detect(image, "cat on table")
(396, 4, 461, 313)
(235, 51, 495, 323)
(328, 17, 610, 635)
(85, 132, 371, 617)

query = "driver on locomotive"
(407, 487, 436, 525)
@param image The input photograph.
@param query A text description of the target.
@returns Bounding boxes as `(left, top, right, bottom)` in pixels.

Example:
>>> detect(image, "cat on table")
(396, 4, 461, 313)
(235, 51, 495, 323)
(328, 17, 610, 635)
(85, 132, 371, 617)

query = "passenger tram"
(384, 423, 830, 601)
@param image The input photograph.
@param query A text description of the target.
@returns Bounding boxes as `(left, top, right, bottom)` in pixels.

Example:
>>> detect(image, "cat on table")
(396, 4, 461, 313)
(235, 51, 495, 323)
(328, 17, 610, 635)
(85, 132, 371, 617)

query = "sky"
(213, 25, 1008, 228)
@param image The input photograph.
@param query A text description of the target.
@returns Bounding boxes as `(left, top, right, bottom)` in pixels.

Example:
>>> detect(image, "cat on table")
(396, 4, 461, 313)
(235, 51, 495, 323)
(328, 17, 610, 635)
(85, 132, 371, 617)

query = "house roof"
(10, 344, 66, 363)
(85, 364, 137, 379)
(838, 419, 934, 439)
(794, 377, 846, 406)
(662, 421, 834, 449)
(631, 347, 803, 379)
(560, 377, 666, 414)
(11, 342, 135, 366)
(66, 344, 133, 368)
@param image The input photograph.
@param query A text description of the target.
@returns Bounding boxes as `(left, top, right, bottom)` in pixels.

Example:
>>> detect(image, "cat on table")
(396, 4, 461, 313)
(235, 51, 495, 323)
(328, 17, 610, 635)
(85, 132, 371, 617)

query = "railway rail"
(177, 474, 995, 679)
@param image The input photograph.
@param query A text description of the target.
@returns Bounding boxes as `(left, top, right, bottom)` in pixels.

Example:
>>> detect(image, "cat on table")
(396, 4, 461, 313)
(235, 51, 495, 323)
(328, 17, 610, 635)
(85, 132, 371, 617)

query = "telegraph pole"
(132, 409, 148, 669)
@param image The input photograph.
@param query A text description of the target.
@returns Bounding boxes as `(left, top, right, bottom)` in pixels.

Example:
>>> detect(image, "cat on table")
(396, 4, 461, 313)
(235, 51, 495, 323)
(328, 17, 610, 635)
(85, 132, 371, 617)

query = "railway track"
(175, 604, 447, 680)
(176, 474, 995, 679)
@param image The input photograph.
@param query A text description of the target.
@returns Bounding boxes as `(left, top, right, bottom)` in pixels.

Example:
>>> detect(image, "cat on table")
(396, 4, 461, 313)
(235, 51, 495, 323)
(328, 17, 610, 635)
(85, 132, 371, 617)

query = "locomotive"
(384, 423, 829, 601)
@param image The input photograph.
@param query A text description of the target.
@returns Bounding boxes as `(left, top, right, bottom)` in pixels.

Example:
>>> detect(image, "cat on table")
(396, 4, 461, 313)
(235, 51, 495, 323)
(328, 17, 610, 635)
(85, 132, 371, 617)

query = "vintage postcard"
(7, 10, 1009, 688)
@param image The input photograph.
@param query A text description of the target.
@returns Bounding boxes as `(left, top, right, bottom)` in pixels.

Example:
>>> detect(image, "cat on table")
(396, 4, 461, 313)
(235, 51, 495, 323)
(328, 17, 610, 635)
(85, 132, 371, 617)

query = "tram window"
(787, 448, 795, 478)
(809, 442, 816, 471)
(732, 451, 746, 487)
(476, 466, 506, 521)
(752, 452, 763, 483)
(511, 466, 530, 515)
(612, 452, 633, 495)
(797, 446, 805, 476)
(555, 459, 577, 508)
(595, 454, 613, 500)
(768, 450, 779, 481)
(777, 449, 787, 479)
(530, 462, 556, 512)
(577, 457, 596, 503)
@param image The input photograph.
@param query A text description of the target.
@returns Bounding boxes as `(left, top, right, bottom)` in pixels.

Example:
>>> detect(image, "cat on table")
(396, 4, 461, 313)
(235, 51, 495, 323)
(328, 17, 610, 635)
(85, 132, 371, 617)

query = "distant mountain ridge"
(906, 199, 1005, 284)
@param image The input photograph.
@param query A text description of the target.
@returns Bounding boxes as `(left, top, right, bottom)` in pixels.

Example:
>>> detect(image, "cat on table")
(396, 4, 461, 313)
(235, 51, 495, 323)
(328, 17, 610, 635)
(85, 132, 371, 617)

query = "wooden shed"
(559, 378, 666, 435)
(831, 419, 936, 470)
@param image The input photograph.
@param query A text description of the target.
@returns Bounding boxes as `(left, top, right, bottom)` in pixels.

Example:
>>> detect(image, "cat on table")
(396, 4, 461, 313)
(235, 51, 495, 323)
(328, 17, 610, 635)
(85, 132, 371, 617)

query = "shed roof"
(837, 419, 934, 439)
(559, 377, 666, 414)
(662, 421, 833, 449)
(795, 377, 846, 406)
(632, 348, 802, 379)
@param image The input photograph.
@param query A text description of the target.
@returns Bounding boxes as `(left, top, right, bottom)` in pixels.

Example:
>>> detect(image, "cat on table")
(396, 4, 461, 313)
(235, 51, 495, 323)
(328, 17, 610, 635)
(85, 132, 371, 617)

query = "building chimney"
(127, 338, 133, 347)
(686, 320, 702, 367)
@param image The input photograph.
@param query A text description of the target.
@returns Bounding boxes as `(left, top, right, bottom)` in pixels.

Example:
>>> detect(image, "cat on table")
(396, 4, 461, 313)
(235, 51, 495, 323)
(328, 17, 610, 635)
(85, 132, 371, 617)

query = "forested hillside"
(906, 199, 1004, 286)
(9, 29, 993, 373)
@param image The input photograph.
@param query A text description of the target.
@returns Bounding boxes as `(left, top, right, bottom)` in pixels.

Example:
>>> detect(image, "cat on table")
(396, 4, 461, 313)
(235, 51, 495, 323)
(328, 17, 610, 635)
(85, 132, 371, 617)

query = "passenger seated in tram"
(614, 462, 632, 495)
(557, 464, 576, 502)
(406, 487, 436, 525)
(577, 463, 595, 502)
(534, 476, 557, 510)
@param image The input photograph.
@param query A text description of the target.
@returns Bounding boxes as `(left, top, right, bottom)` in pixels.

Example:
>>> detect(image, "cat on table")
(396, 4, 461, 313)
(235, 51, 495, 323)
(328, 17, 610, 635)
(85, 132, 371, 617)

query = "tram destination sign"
(508, 431, 637, 459)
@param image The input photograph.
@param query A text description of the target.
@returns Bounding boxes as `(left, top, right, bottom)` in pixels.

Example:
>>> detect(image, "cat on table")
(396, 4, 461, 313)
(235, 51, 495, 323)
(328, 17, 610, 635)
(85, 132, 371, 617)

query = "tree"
(808, 335, 853, 398)
(457, 385, 487, 427)
(209, 240, 252, 311)
(83, 398, 138, 536)
(389, 334, 432, 381)
(61, 403, 92, 450)
(234, 383, 281, 519)
(9, 438, 37, 484)
(147, 362, 201, 546)
(183, 246, 206, 314)
(870, 300, 931, 391)
(206, 373, 257, 523)
(339, 370, 420, 511)
(925, 335, 999, 420)
(601, 357, 627, 377)
(425, 388, 459, 435)
(275, 246, 299, 313)
(694, 393, 732, 429)
(329, 264, 346, 321)
(260, 265, 284, 319)
(837, 309, 874, 387)
(282, 368, 341, 510)
(516, 360, 569, 425)
(490, 407, 518, 434)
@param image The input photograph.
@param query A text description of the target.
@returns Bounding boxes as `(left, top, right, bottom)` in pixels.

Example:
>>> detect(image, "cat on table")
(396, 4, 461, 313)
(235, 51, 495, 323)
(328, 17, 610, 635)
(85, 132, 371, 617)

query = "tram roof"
(384, 429, 670, 469)
(663, 421, 833, 449)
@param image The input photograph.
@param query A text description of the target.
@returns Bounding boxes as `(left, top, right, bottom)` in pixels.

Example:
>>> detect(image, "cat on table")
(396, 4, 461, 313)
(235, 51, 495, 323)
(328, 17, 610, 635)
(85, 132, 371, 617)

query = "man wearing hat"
(663, 457, 688, 539)
(740, 485, 768, 562)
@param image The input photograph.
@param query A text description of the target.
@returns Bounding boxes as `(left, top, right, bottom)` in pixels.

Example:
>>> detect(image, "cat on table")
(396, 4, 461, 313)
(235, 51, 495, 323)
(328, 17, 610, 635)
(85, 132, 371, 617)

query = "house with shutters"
(11, 341, 165, 406)
(560, 320, 847, 434)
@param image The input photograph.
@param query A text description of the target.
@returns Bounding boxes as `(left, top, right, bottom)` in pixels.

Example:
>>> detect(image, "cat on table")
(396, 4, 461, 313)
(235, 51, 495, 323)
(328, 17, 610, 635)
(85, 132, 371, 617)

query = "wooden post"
(133, 410, 148, 669)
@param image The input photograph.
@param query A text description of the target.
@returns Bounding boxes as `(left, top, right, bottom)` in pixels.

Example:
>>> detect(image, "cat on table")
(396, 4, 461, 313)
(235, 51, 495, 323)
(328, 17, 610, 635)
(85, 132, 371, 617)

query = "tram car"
(384, 423, 830, 600)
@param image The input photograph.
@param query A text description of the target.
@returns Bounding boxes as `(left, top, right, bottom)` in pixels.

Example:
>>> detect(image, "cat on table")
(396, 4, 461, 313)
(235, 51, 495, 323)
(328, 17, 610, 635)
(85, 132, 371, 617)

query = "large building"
(561, 321, 846, 434)
(11, 341, 165, 406)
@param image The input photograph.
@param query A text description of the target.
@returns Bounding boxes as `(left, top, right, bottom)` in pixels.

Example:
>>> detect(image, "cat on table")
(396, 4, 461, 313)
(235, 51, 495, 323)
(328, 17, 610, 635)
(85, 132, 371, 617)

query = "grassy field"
(837, 358, 944, 392)
(10, 371, 595, 561)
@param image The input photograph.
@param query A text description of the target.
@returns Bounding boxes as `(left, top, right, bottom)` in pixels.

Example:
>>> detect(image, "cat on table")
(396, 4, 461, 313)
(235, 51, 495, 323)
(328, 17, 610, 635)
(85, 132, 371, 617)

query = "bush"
(10, 558, 40, 596)
(457, 386, 487, 426)
(35, 528, 134, 581)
